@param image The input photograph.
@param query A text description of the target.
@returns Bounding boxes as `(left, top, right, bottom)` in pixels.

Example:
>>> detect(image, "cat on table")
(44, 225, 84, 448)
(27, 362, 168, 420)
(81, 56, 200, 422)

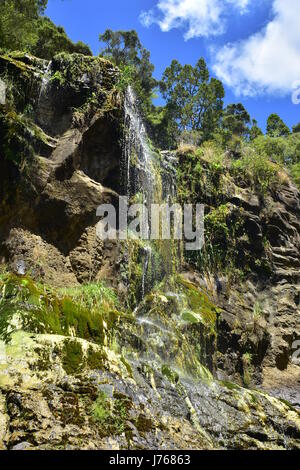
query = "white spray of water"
(38, 60, 52, 106)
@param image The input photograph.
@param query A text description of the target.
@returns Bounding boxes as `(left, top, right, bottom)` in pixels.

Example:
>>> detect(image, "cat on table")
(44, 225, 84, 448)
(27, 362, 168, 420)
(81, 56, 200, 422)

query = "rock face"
(0, 52, 300, 450)
(215, 185, 300, 389)
(176, 148, 300, 403)
(0, 328, 299, 450)
(0, 52, 122, 286)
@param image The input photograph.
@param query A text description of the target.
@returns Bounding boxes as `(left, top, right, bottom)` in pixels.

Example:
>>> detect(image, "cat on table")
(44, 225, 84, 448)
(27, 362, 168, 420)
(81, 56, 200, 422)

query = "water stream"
(122, 86, 178, 301)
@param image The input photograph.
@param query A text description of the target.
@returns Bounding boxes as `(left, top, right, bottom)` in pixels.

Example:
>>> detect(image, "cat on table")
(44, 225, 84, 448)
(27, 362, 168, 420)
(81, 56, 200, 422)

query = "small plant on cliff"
(0, 273, 121, 345)
(242, 352, 253, 388)
(92, 391, 132, 435)
(115, 65, 135, 92)
(252, 301, 263, 322)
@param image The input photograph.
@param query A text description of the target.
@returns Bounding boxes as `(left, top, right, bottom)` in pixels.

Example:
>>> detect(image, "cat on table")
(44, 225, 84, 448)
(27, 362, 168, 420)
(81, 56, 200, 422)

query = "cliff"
(0, 52, 299, 450)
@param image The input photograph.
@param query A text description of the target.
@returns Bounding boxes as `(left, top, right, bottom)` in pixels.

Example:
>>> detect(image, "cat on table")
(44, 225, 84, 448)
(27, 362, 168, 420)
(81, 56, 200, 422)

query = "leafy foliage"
(0, 0, 46, 51)
(160, 58, 224, 144)
(92, 391, 132, 435)
(32, 17, 92, 60)
(0, 1, 91, 59)
(0, 273, 121, 343)
(249, 119, 263, 141)
(267, 113, 290, 138)
(99, 29, 156, 113)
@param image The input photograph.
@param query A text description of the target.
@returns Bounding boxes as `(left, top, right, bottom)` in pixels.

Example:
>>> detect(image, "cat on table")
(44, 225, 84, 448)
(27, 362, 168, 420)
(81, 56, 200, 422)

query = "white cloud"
(213, 0, 300, 96)
(140, 0, 251, 40)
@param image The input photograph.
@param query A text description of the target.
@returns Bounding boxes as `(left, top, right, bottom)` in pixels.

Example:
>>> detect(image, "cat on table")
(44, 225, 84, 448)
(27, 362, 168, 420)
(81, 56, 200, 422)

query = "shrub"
(231, 151, 280, 193)
(0, 273, 121, 344)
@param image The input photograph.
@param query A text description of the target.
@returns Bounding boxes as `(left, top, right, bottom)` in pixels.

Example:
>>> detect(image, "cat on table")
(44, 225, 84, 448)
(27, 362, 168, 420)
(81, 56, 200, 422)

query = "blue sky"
(46, 0, 300, 131)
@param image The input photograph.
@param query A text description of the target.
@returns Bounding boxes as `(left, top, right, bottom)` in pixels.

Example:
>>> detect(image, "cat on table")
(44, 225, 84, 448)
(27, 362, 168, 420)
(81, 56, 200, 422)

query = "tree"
(222, 103, 251, 138)
(32, 17, 92, 60)
(0, 1, 91, 59)
(292, 122, 300, 134)
(249, 119, 263, 141)
(99, 29, 156, 112)
(147, 105, 178, 149)
(266, 113, 290, 138)
(160, 58, 224, 142)
(0, 0, 47, 51)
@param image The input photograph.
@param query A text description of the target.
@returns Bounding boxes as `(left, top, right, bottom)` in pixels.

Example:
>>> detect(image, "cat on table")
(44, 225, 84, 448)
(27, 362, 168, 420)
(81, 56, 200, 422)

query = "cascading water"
(122, 86, 179, 302)
(38, 60, 52, 107)
(36, 60, 53, 132)
(122, 85, 155, 203)
(122, 86, 159, 301)
(119, 87, 217, 428)
(141, 245, 152, 298)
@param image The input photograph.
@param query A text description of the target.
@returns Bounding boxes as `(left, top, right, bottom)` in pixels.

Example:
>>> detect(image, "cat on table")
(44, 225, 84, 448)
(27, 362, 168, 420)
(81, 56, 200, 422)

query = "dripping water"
(38, 60, 52, 106)
(122, 85, 155, 202)
(36, 60, 52, 129)
(141, 245, 152, 298)
(122, 86, 178, 300)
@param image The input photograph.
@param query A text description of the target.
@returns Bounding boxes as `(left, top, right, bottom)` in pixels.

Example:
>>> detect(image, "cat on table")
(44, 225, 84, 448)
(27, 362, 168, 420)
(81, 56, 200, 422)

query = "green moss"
(0, 273, 122, 345)
(92, 391, 132, 436)
(134, 414, 154, 433)
(62, 340, 83, 374)
(181, 309, 202, 324)
(278, 398, 295, 410)
(86, 347, 106, 370)
(120, 355, 133, 377)
(176, 275, 217, 330)
(92, 391, 111, 424)
(220, 380, 241, 391)
(161, 364, 179, 384)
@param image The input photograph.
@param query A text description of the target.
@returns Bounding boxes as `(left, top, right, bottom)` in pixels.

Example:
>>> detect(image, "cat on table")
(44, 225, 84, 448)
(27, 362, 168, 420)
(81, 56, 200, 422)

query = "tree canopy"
(267, 113, 290, 138)
(99, 29, 156, 112)
(33, 17, 92, 60)
(292, 122, 300, 134)
(0, 0, 91, 58)
(160, 58, 224, 143)
(222, 103, 251, 138)
(0, 0, 45, 51)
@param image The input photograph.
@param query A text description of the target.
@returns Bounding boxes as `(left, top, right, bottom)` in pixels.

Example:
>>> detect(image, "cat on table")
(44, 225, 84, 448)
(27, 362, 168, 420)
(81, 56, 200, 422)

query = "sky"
(45, 0, 300, 131)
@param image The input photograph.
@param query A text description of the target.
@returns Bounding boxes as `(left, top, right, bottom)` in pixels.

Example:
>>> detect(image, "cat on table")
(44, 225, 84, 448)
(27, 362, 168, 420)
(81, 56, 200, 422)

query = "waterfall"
(38, 60, 52, 106)
(122, 85, 155, 203)
(37, 60, 52, 128)
(122, 86, 179, 302)
(141, 245, 152, 298)
(120, 87, 210, 388)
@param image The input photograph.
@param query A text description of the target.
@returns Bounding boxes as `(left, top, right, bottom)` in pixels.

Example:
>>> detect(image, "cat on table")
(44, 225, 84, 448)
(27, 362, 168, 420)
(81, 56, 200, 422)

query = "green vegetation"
(222, 103, 251, 140)
(161, 364, 180, 384)
(99, 29, 156, 114)
(0, 272, 121, 344)
(0, 1, 91, 58)
(1, 3, 298, 188)
(62, 340, 84, 374)
(32, 17, 92, 60)
(176, 275, 218, 330)
(160, 58, 224, 145)
(92, 391, 132, 435)
(267, 113, 290, 138)
(176, 140, 288, 275)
